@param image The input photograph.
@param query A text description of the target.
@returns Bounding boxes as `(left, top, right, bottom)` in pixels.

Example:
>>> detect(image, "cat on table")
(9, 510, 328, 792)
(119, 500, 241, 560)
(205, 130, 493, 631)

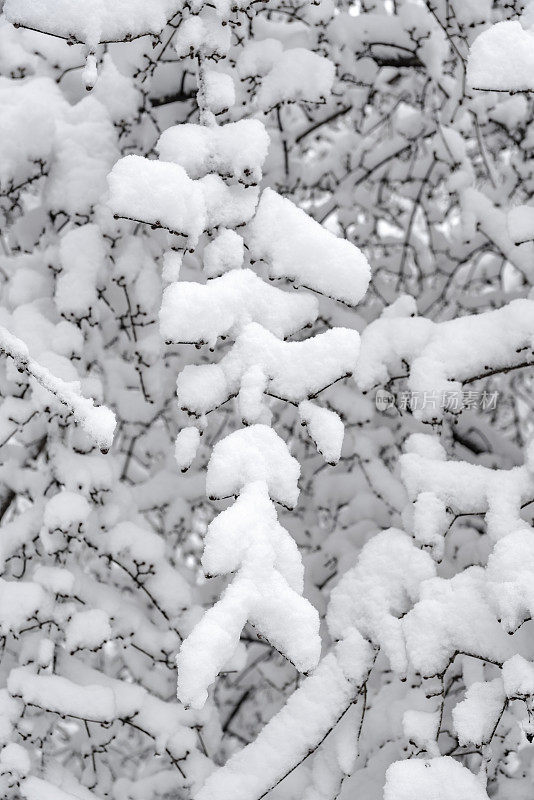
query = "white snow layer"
(384, 757, 489, 800)
(467, 21, 534, 92)
(247, 189, 370, 305)
(177, 481, 321, 708)
(160, 269, 317, 346)
(194, 631, 373, 800)
(4, 0, 181, 48)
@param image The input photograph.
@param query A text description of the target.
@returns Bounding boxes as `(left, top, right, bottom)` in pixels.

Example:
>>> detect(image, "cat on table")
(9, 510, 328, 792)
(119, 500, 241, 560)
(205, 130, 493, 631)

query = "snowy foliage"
(1, 1, 534, 800)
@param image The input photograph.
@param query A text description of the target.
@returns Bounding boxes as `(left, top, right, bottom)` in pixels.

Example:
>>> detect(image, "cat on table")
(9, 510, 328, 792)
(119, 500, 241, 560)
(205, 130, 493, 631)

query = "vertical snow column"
(106, 0, 371, 711)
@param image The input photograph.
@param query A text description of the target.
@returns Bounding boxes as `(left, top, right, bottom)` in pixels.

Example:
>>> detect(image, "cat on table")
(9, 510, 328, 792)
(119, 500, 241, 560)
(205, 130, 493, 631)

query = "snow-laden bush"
(1, 1, 534, 800)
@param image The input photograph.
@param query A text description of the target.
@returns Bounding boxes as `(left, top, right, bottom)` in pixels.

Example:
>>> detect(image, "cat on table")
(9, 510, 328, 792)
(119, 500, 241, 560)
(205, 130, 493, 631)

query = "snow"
(174, 14, 231, 60)
(195, 631, 373, 800)
(178, 492, 321, 708)
(203, 229, 244, 278)
(402, 709, 440, 755)
(56, 225, 106, 320)
(203, 70, 235, 115)
(21, 777, 84, 800)
(452, 679, 505, 746)
(467, 21, 534, 92)
(247, 189, 370, 306)
(0, 76, 65, 188)
(43, 491, 91, 532)
(411, 492, 448, 561)
(401, 446, 534, 544)
(403, 568, 512, 677)
(162, 249, 183, 283)
(486, 529, 534, 633)
(157, 120, 269, 185)
(107, 156, 207, 246)
(175, 426, 201, 472)
(508, 205, 534, 245)
(32, 566, 75, 596)
(8, 666, 117, 722)
(356, 298, 534, 422)
(256, 49, 335, 109)
(65, 609, 112, 653)
(237, 365, 269, 425)
(160, 269, 317, 346)
(0, 743, 30, 777)
(45, 97, 118, 216)
(107, 521, 166, 565)
(327, 530, 435, 674)
(236, 38, 283, 79)
(200, 174, 259, 230)
(92, 54, 140, 122)
(298, 401, 344, 465)
(82, 54, 98, 91)
(384, 757, 489, 800)
(206, 425, 300, 508)
(0, 578, 53, 634)
(502, 655, 534, 699)
(4, 0, 181, 49)
(176, 323, 359, 416)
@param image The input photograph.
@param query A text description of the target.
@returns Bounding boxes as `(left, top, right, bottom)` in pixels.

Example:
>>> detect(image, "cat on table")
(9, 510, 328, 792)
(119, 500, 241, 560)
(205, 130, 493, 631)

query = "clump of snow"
(508, 205, 534, 245)
(298, 401, 344, 464)
(175, 426, 201, 472)
(176, 323, 359, 416)
(108, 155, 207, 246)
(8, 666, 116, 722)
(203, 70, 235, 115)
(203, 229, 244, 278)
(467, 21, 534, 92)
(403, 568, 512, 677)
(177, 481, 320, 708)
(384, 757, 490, 800)
(485, 529, 534, 633)
(206, 425, 300, 508)
(157, 120, 269, 185)
(32, 566, 75, 596)
(160, 269, 317, 346)
(4, 0, 181, 49)
(236, 38, 283, 79)
(65, 609, 112, 653)
(402, 709, 440, 755)
(56, 224, 106, 320)
(257, 49, 335, 109)
(502, 655, 534, 699)
(174, 13, 231, 60)
(0, 76, 65, 189)
(0, 578, 53, 635)
(452, 679, 505, 746)
(327, 529, 435, 674)
(356, 298, 534, 422)
(43, 491, 91, 533)
(247, 189, 370, 306)
(0, 742, 30, 778)
(162, 249, 183, 283)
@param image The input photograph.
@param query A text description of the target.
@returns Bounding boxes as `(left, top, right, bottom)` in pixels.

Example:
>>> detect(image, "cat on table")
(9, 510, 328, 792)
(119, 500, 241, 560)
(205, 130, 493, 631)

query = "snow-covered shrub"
(1, 1, 534, 800)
